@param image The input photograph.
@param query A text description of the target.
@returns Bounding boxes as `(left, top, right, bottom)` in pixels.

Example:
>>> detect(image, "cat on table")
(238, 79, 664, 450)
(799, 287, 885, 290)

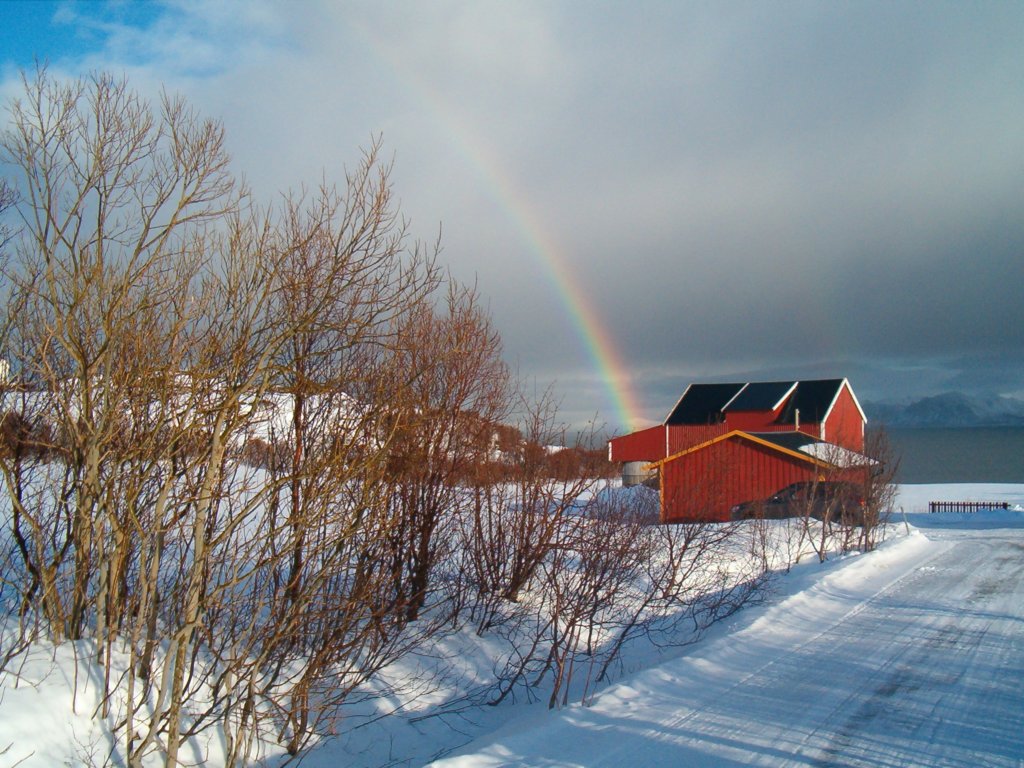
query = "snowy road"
(431, 519, 1024, 767)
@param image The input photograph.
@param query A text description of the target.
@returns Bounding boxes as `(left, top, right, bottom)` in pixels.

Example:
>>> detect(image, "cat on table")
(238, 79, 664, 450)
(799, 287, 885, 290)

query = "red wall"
(666, 424, 730, 455)
(658, 436, 868, 523)
(609, 425, 666, 462)
(659, 438, 819, 522)
(723, 409, 783, 432)
(610, 424, 737, 463)
(823, 384, 865, 452)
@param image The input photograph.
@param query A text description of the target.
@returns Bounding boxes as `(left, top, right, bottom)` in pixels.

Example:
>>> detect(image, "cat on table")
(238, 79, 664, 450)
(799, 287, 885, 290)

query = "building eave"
(647, 429, 840, 471)
(821, 378, 869, 426)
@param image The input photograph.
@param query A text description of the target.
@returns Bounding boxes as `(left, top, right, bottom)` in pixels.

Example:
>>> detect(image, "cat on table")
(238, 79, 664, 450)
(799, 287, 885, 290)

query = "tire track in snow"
(581, 538, 959, 767)
(798, 534, 1024, 767)
(430, 526, 1024, 768)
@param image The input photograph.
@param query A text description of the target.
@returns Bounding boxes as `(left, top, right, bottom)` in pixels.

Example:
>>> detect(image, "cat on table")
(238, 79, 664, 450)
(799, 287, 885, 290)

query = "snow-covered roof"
(749, 431, 875, 468)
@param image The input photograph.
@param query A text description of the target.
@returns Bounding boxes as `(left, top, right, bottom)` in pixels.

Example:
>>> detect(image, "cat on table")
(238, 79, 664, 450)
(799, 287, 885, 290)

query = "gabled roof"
(648, 429, 873, 470)
(664, 382, 744, 425)
(725, 381, 798, 412)
(775, 378, 866, 425)
(663, 378, 865, 427)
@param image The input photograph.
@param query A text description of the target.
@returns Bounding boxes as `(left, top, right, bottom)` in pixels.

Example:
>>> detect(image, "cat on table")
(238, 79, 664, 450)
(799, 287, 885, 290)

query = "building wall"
(722, 409, 783, 432)
(659, 438, 817, 522)
(608, 425, 667, 462)
(666, 424, 729, 455)
(659, 436, 867, 523)
(823, 384, 865, 452)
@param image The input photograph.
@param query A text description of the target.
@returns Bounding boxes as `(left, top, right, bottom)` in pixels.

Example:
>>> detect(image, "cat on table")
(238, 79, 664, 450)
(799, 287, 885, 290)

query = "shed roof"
(649, 429, 873, 470)
(750, 430, 821, 452)
(749, 431, 873, 468)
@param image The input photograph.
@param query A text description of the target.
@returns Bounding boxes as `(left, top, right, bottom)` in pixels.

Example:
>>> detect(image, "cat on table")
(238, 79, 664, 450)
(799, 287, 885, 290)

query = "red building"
(609, 379, 872, 523)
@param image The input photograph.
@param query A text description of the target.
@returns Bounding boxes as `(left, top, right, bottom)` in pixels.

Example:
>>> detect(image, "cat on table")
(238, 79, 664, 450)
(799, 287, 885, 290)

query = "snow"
(2, 483, 1022, 767)
(427, 489, 1024, 767)
(792, 439, 876, 468)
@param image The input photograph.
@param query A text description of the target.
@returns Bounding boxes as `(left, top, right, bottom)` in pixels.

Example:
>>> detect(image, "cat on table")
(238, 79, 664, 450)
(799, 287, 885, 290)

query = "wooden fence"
(928, 501, 1009, 513)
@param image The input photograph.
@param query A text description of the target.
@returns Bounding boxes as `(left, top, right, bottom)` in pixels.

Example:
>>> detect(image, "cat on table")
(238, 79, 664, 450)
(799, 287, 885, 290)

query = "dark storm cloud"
(3, 1, 1023, 429)
(531, 2, 1024, 423)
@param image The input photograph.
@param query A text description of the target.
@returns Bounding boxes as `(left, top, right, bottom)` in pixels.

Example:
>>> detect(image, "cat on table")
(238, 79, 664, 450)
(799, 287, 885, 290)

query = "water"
(883, 427, 1024, 484)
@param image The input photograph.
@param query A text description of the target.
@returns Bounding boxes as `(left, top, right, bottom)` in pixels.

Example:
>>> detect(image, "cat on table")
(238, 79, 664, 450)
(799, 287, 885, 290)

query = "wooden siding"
(721, 409, 784, 432)
(662, 423, 824, 460)
(658, 434, 869, 523)
(608, 425, 666, 462)
(666, 424, 729, 455)
(823, 384, 865, 452)
(659, 437, 819, 522)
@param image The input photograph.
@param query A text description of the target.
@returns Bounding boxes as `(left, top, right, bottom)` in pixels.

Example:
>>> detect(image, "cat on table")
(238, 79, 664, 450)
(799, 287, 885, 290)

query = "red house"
(609, 379, 872, 523)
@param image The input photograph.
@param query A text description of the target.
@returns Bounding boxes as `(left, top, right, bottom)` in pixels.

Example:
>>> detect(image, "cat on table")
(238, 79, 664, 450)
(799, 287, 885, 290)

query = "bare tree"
(378, 280, 510, 630)
(212, 152, 447, 759)
(461, 389, 598, 637)
(268, 149, 440, 611)
(0, 177, 13, 271)
(469, 476, 761, 712)
(856, 427, 899, 551)
(534, 498, 652, 709)
(0, 66, 239, 644)
(785, 439, 892, 563)
(0, 69, 464, 766)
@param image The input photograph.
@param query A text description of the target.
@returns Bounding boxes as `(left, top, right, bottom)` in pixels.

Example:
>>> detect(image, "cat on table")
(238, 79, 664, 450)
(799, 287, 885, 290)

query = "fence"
(928, 501, 1009, 514)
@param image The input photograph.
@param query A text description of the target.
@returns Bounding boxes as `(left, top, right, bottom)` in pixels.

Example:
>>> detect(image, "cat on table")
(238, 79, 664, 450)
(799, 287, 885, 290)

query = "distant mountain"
(864, 392, 1024, 428)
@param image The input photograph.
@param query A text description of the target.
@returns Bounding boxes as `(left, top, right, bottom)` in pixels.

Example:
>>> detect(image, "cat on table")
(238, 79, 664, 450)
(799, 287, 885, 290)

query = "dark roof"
(664, 378, 852, 426)
(747, 430, 874, 468)
(665, 382, 744, 425)
(724, 381, 796, 412)
(748, 431, 820, 452)
(776, 379, 845, 424)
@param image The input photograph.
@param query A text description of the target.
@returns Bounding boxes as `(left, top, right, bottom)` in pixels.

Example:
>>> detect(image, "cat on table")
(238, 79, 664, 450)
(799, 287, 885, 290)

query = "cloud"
(3, 0, 1024, 428)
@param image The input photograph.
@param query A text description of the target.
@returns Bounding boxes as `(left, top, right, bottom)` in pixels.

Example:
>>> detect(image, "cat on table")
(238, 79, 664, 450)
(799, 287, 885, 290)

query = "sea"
(883, 427, 1024, 484)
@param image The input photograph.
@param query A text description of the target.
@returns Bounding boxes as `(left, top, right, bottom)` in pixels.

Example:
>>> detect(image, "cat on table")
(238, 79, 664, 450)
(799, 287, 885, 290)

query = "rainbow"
(466, 142, 644, 431)
(354, 26, 644, 431)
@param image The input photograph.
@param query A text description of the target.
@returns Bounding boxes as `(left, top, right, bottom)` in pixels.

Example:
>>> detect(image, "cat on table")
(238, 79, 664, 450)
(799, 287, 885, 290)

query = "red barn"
(608, 379, 871, 522)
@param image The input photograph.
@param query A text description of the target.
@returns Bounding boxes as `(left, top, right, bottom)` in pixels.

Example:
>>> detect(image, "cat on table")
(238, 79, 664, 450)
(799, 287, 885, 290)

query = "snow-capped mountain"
(865, 392, 1024, 427)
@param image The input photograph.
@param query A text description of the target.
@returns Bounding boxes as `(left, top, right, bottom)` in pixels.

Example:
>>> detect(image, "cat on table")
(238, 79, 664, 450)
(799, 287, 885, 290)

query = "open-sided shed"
(650, 429, 873, 523)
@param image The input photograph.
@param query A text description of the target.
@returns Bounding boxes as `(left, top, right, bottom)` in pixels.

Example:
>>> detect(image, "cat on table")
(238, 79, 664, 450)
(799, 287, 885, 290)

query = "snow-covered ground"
(425, 484, 1024, 768)
(1, 483, 1022, 767)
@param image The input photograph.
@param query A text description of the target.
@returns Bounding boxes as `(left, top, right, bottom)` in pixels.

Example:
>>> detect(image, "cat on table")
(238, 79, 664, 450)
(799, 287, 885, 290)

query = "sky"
(1, 1, 1022, 432)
